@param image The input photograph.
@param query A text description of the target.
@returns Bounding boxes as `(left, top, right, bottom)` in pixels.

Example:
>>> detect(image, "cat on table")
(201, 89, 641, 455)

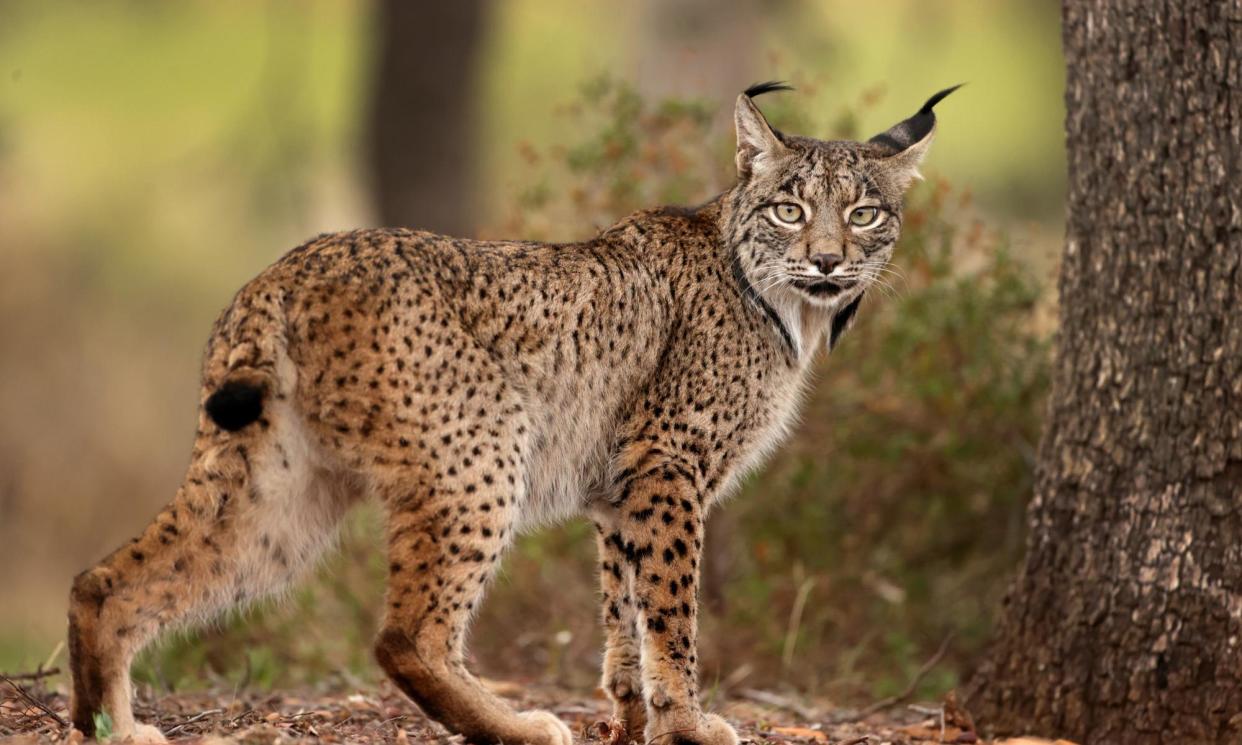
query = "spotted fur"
(67, 85, 954, 745)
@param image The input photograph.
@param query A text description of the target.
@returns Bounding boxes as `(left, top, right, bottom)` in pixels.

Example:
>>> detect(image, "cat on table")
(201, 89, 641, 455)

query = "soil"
(0, 675, 1032, 744)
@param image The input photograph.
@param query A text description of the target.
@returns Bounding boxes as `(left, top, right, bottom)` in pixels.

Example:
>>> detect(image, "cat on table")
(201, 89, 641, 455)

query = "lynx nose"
(810, 253, 844, 275)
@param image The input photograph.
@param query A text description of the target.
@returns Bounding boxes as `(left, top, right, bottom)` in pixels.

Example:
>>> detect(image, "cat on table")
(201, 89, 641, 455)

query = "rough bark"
(366, 0, 487, 235)
(969, 2, 1242, 743)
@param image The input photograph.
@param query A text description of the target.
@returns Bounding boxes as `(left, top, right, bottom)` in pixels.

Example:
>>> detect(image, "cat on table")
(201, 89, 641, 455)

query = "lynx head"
(726, 82, 960, 312)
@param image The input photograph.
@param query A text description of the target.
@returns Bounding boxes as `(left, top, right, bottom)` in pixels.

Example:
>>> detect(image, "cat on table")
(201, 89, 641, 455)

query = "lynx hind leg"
(594, 517, 647, 743)
(372, 464, 570, 745)
(67, 394, 353, 740)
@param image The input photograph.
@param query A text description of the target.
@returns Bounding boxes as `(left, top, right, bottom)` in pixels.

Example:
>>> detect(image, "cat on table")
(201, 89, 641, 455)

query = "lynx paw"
(518, 710, 574, 745)
(604, 671, 647, 743)
(647, 713, 738, 745)
(611, 699, 648, 745)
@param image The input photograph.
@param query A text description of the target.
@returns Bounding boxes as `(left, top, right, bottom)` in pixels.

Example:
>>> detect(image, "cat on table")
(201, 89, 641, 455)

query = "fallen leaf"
(899, 722, 963, 741)
(769, 726, 828, 741)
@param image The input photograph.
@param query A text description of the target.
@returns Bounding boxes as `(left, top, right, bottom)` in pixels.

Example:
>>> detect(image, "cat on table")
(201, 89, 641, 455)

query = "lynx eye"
(849, 206, 881, 227)
(771, 203, 804, 224)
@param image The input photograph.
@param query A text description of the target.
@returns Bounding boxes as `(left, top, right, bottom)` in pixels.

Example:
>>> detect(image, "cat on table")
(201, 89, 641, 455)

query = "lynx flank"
(68, 83, 957, 745)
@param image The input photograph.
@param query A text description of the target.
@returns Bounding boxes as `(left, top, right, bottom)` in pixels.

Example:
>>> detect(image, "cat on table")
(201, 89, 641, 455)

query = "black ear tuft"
(918, 83, 965, 116)
(744, 81, 794, 99)
(869, 83, 964, 153)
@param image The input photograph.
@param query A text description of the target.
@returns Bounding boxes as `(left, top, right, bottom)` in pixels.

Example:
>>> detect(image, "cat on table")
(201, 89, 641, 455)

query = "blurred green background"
(0, 0, 1064, 704)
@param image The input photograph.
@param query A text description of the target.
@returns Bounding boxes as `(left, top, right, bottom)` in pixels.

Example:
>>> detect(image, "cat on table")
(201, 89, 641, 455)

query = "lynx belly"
(516, 372, 619, 532)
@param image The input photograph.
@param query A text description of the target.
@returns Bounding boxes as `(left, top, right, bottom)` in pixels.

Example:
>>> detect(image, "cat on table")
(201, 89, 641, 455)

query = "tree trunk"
(632, 0, 759, 103)
(969, 2, 1242, 743)
(366, 0, 487, 235)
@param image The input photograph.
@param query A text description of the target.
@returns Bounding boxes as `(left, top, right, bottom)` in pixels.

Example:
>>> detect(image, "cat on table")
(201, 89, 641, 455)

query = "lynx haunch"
(68, 83, 957, 745)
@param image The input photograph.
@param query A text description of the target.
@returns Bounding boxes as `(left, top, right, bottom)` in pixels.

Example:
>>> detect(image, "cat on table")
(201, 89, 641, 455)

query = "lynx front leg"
(605, 465, 738, 745)
(593, 519, 647, 743)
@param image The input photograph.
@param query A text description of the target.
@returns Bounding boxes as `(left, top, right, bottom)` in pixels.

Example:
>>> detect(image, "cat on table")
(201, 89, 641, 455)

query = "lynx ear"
(869, 84, 962, 190)
(735, 82, 791, 179)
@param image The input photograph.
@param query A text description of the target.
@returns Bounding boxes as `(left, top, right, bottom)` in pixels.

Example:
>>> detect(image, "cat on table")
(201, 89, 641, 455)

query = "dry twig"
(837, 633, 954, 723)
(162, 707, 224, 736)
(1, 674, 68, 729)
(0, 667, 61, 683)
(737, 688, 818, 721)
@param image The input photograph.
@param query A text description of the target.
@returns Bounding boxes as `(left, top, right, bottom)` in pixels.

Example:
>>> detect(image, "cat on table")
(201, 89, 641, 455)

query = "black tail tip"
(205, 380, 265, 432)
